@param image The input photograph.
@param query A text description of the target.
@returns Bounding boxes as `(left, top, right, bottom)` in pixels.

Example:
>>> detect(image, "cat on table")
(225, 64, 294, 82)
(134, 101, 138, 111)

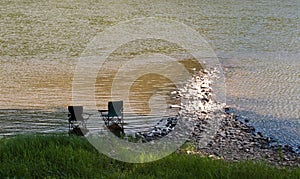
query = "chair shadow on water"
(99, 101, 124, 137)
(67, 106, 89, 136)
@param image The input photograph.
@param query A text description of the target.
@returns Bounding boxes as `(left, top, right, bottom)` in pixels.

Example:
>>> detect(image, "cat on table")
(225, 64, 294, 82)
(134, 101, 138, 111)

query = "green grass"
(0, 134, 299, 178)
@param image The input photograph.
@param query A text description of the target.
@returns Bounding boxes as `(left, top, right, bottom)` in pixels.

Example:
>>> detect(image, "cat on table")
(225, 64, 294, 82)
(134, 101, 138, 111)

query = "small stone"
(257, 132, 263, 137)
(283, 156, 290, 161)
(171, 91, 177, 95)
(224, 107, 230, 112)
(170, 105, 182, 109)
(201, 98, 209, 103)
(201, 83, 209, 88)
(219, 132, 226, 138)
(201, 111, 208, 114)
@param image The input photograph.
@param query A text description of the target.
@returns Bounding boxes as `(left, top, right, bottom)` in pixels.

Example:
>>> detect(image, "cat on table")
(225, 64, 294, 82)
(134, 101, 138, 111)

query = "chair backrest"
(68, 106, 84, 121)
(108, 101, 123, 117)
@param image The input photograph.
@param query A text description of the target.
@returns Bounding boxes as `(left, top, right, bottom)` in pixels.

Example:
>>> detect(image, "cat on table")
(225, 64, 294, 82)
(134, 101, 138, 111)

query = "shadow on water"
(0, 107, 178, 138)
(1, 106, 299, 155)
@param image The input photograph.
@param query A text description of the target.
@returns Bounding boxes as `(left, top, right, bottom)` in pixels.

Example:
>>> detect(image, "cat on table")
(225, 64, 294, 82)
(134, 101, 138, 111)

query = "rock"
(201, 111, 208, 115)
(201, 83, 209, 88)
(171, 91, 177, 95)
(224, 107, 230, 113)
(257, 132, 263, 137)
(219, 132, 226, 137)
(208, 154, 215, 158)
(201, 98, 209, 103)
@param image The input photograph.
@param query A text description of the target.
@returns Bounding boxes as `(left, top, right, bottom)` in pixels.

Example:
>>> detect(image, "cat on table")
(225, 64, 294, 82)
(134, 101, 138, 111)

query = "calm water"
(0, 0, 299, 150)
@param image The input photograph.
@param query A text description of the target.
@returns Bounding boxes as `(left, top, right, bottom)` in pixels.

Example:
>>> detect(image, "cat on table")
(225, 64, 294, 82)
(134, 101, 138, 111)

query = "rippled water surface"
(0, 0, 299, 149)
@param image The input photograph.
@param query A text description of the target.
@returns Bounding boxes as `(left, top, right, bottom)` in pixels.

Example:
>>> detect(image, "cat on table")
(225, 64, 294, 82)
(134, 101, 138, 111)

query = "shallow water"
(0, 0, 299, 149)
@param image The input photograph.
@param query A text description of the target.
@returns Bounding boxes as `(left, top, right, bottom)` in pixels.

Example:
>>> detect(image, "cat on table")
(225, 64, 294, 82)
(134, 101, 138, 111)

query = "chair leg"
(68, 122, 71, 136)
(104, 118, 108, 125)
(83, 120, 86, 128)
(121, 116, 124, 134)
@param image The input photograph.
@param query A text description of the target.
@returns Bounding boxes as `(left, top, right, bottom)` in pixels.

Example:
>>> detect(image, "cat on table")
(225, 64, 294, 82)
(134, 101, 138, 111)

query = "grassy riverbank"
(0, 134, 299, 178)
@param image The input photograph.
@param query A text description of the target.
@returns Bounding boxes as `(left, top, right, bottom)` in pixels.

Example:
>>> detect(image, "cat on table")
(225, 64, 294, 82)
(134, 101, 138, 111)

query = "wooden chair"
(99, 101, 124, 134)
(68, 106, 88, 136)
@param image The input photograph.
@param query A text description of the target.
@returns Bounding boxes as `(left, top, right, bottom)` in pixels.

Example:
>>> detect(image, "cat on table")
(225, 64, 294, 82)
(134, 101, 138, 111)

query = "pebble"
(171, 91, 177, 95)
(170, 105, 182, 109)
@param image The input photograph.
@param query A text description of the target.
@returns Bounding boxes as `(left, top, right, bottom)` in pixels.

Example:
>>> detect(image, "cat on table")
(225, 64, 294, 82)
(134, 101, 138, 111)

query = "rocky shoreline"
(193, 109, 300, 167)
(182, 70, 299, 167)
(134, 69, 299, 167)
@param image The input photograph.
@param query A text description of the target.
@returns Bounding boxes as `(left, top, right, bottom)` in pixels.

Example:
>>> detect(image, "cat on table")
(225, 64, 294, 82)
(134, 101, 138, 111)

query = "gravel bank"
(178, 70, 300, 167)
(190, 110, 300, 167)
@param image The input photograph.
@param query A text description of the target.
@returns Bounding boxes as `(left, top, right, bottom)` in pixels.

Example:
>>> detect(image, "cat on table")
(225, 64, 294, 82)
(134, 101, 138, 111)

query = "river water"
(0, 0, 299, 150)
